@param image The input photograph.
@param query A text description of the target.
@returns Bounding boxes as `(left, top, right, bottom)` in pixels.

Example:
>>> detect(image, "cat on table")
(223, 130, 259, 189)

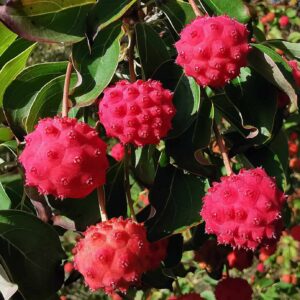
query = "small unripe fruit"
(215, 277, 253, 300)
(99, 80, 175, 147)
(289, 158, 300, 171)
(227, 249, 253, 271)
(19, 117, 109, 199)
(259, 242, 277, 262)
(64, 262, 74, 274)
(288, 142, 298, 157)
(265, 12, 275, 22)
(175, 16, 251, 88)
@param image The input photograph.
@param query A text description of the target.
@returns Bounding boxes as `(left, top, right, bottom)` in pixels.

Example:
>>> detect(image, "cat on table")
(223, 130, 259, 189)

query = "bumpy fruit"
(168, 293, 204, 300)
(110, 143, 125, 162)
(227, 249, 253, 271)
(200, 168, 286, 250)
(288, 60, 300, 87)
(175, 16, 251, 88)
(215, 278, 252, 300)
(73, 217, 167, 294)
(99, 80, 175, 146)
(19, 117, 109, 199)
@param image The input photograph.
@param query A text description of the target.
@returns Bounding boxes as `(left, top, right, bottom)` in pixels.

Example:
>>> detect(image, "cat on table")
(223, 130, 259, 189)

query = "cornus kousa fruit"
(200, 168, 286, 250)
(215, 278, 252, 300)
(175, 16, 251, 88)
(110, 143, 125, 161)
(73, 217, 168, 294)
(99, 80, 175, 146)
(168, 293, 204, 300)
(227, 249, 253, 271)
(288, 60, 300, 87)
(19, 117, 109, 199)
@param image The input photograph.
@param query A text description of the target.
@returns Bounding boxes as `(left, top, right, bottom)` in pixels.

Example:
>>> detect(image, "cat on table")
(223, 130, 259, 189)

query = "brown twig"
(97, 186, 108, 222)
(188, 0, 203, 17)
(213, 121, 233, 176)
(62, 61, 73, 118)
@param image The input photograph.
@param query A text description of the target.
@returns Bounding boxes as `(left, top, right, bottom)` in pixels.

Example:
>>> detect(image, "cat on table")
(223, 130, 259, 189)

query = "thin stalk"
(97, 186, 108, 222)
(213, 121, 233, 176)
(124, 145, 136, 221)
(175, 277, 182, 296)
(62, 61, 73, 118)
(188, 0, 203, 17)
(128, 30, 137, 82)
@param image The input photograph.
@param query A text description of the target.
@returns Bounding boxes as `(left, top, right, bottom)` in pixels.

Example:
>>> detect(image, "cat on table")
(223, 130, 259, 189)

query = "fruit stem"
(97, 186, 108, 222)
(213, 121, 233, 176)
(62, 61, 73, 118)
(128, 29, 137, 82)
(175, 277, 183, 296)
(124, 144, 136, 221)
(188, 0, 203, 17)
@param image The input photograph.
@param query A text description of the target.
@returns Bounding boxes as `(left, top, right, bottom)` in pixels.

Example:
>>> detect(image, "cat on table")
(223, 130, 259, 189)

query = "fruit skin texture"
(290, 225, 300, 242)
(99, 80, 175, 147)
(288, 60, 300, 87)
(73, 217, 168, 294)
(227, 249, 253, 271)
(175, 16, 251, 88)
(19, 117, 109, 199)
(168, 293, 204, 300)
(110, 143, 125, 161)
(279, 16, 289, 27)
(215, 277, 252, 300)
(200, 168, 286, 250)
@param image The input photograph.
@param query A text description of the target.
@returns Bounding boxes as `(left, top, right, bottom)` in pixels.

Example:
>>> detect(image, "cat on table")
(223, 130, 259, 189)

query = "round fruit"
(227, 249, 253, 271)
(110, 143, 125, 161)
(64, 262, 74, 274)
(290, 132, 298, 141)
(19, 117, 109, 199)
(73, 217, 168, 294)
(168, 293, 204, 300)
(279, 16, 289, 27)
(200, 168, 286, 250)
(290, 225, 300, 242)
(175, 15, 251, 88)
(288, 142, 298, 157)
(215, 277, 252, 300)
(99, 80, 175, 146)
(256, 263, 265, 273)
(288, 60, 300, 87)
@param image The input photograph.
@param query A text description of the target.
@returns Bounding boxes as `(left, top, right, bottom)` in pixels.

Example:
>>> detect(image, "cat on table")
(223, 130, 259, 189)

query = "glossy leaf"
(0, 1, 96, 43)
(0, 22, 17, 56)
(0, 182, 11, 210)
(146, 165, 209, 241)
(0, 210, 65, 300)
(72, 21, 122, 107)
(135, 23, 171, 79)
(3, 62, 67, 139)
(265, 39, 300, 59)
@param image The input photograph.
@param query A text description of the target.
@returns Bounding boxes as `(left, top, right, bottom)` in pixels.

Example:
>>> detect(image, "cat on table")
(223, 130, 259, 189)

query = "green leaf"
(153, 60, 200, 138)
(0, 43, 35, 107)
(135, 23, 171, 79)
(146, 165, 208, 241)
(0, 210, 65, 300)
(0, 182, 11, 210)
(25, 74, 77, 133)
(0, 1, 96, 43)
(202, 0, 250, 23)
(248, 44, 298, 112)
(0, 22, 17, 56)
(88, 0, 137, 31)
(3, 62, 68, 139)
(159, 0, 195, 33)
(72, 21, 122, 107)
(265, 39, 300, 59)
(0, 127, 13, 142)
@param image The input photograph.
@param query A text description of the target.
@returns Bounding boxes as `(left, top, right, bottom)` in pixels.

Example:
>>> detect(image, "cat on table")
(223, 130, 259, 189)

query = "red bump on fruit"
(200, 168, 286, 250)
(175, 16, 251, 88)
(99, 80, 175, 147)
(168, 293, 204, 300)
(73, 217, 168, 294)
(227, 249, 253, 271)
(110, 143, 125, 161)
(19, 117, 109, 199)
(215, 277, 252, 300)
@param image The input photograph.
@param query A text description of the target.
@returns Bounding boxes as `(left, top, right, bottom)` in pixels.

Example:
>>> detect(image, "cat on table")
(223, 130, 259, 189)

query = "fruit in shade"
(73, 217, 168, 294)
(290, 132, 298, 141)
(279, 15, 289, 27)
(289, 158, 300, 171)
(259, 241, 277, 262)
(227, 249, 253, 271)
(60, 296, 67, 300)
(64, 262, 74, 273)
(110, 143, 125, 161)
(290, 225, 300, 242)
(277, 91, 290, 108)
(256, 263, 265, 273)
(99, 80, 175, 147)
(19, 117, 109, 199)
(215, 277, 253, 300)
(288, 142, 298, 157)
(110, 293, 122, 300)
(175, 16, 251, 88)
(168, 293, 204, 300)
(288, 60, 300, 87)
(281, 274, 297, 284)
(200, 168, 286, 250)
(139, 189, 149, 205)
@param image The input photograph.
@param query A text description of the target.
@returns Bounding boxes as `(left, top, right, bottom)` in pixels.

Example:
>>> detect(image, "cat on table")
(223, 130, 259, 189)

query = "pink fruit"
(288, 60, 300, 87)
(64, 262, 74, 274)
(175, 16, 251, 88)
(99, 80, 175, 146)
(200, 168, 286, 250)
(215, 277, 252, 300)
(19, 117, 109, 199)
(290, 225, 300, 242)
(168, 293, 204, 300)
(290, 132, 298, 141)
(256, 263, 265, 273)
(279, 16, 289, 27)
(227, 249, 253, 271)
(73, 217, 168, 294)
(110, 143, 125, 161)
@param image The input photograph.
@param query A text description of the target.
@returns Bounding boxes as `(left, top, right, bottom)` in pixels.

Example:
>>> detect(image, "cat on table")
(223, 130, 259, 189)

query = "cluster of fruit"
(289, 132, 300, 171)
(18, 12, 300, 300)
